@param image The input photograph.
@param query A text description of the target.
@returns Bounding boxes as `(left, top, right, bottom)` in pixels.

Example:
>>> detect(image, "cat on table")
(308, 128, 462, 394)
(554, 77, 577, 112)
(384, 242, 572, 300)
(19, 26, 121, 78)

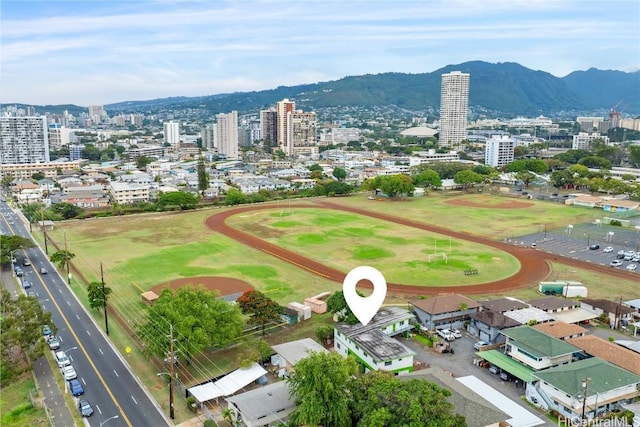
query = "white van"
(55, 351, 70, 368)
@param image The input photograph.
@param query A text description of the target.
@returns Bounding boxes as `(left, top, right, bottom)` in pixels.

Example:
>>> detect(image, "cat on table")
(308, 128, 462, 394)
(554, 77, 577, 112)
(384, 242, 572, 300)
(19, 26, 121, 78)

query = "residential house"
(533, 321, 588, 341)
(529, 296, 597, 324)
(225, 381, 295, 427)
(108, 182, 150, 204)
(502, 307, 554, 325)
(581, 298, 636, 329)
(468, 310, 521, 344)
(402, 368, 508, 427)
(529, 358, 640, 423)
(334, 307, 415, 374)
(480, 297, 528, 313)
(410, 294, 481, 331)
(270, 338, 327, 378)
(501, 326, 579, 371)
(567, 335, 640, 375)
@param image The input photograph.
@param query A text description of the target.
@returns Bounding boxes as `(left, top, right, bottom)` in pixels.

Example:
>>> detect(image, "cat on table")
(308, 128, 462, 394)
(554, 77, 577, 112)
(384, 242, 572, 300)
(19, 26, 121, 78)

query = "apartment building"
(439, 71, 470, 150)
(1, 116, 50, 164)
(485, 135, 516, 168)
(108, 182, 150, 204)
(215, 111, 239, 160)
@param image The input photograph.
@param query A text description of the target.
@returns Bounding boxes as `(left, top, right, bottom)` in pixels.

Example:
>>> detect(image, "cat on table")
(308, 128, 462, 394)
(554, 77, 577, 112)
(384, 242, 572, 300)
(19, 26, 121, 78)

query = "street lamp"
(100, 414, 119, 426)
(63, 346, 78, 353)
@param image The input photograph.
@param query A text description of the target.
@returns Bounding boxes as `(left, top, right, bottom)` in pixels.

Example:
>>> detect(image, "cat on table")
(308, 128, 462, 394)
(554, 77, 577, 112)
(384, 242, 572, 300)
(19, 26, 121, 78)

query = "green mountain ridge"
(4, 61, 639, 117)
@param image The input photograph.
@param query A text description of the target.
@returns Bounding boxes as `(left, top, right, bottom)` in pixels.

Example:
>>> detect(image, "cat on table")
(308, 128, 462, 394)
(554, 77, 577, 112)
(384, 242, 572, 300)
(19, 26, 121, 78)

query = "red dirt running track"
(205, 200, 634, 295)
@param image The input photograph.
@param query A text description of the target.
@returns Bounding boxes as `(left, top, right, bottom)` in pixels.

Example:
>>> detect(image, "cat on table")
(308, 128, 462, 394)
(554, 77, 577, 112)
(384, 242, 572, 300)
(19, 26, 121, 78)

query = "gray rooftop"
(480, 297, 528, 313)
(271, 338, 327, 366)
(226, 381, 295, 425)
(528, 296, 578, 311)
(503, 307, 554, 324)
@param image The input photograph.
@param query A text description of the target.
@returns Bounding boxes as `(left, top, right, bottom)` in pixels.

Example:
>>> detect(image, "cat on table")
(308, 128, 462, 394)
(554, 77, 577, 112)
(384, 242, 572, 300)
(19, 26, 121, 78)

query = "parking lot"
(507, 228, 640, 275)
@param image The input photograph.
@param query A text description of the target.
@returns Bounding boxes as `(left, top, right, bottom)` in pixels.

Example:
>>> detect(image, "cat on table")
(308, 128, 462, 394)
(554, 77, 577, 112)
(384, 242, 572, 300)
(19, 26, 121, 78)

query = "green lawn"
(0, 374, 47, 427)
(228, 208, 521, 286)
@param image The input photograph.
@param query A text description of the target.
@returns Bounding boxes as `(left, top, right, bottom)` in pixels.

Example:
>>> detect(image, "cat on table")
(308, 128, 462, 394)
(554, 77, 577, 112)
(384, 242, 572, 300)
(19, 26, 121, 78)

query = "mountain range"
(9, 61, 640, 118)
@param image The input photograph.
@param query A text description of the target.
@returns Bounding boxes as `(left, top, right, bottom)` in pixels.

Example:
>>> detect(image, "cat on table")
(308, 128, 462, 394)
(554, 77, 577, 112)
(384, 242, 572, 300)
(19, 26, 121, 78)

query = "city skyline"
(1, 0, 638, 106)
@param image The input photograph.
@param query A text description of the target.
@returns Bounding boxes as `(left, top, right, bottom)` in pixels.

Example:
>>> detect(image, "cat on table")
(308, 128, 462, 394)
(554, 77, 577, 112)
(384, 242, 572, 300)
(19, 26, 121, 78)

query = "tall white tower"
(215, 111, 239, 160)
(439, 71, 470, 150)
(163, 121, 180, 146)
(0, 116, 50, 164)
(276, 99, 295, 155)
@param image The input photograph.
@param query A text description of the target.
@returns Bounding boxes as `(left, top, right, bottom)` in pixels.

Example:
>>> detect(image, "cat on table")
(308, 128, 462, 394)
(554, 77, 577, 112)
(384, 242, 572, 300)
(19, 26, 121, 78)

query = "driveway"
(400, 332, 556, 427)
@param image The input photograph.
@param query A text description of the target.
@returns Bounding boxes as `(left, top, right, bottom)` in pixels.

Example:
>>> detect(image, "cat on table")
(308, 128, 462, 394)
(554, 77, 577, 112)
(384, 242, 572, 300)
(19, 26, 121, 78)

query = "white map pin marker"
(343, 266, 387, 326)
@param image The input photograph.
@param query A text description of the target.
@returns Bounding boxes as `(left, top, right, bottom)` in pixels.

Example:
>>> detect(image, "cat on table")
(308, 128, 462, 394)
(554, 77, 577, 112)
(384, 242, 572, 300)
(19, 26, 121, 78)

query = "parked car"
(78, 400, 93, 417)
(47, 336, 61, 350)
(603, 246, 613, 253)
(54, 351, 70, 368)
(589, 244, 600, 250)
(610, 260, 623, 267)
(43, 324, 52, 337)
(489, 365, 499, 375)
(436, 329, 455, 341)
(632, 256, 640, 263)
(499, 371, 510, 381)
(626, 264, 637, 271)
(451, 329, 462, 339)
(617, 250, 626, 259)
(474, 341, 490, 350)
(69, 379, 84, 396)
(61, 365, 77, 381)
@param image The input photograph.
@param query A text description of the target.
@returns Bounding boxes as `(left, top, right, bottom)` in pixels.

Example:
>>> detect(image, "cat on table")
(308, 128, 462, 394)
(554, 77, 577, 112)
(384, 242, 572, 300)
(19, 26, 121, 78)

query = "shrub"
(203, 420, 217, 427)
(609, 219, 622, 226)
(186, 396, 198, 413)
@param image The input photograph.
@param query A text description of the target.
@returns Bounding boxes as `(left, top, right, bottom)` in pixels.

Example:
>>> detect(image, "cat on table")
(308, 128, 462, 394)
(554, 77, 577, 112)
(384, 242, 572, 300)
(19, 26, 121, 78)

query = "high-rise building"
(0, 116, 50, 164)
(260, 109, 278, 146)
(439, 71, 470, 150)
(276, 99, 295, 154)
(48, 124, 70, 150)
(88, 105, 106, 124)
(484, 136, 515, 168)
(163, 121, 180, 146)
(201, 123, 216, 149)
(215, 111, 239, 160)
(291, 111, 317, 156)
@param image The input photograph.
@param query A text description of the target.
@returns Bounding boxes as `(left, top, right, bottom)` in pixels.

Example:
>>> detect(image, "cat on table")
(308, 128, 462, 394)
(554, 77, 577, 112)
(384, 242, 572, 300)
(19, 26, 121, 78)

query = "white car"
(610, 260, 623, 267)
(61, 365, 77, 380)
(451, 329, 462, 339)
(626, 264, 637, 271)
(437, 329, 455, 341)
(603, 246, 614, 253)
(474, 340, 489, 350)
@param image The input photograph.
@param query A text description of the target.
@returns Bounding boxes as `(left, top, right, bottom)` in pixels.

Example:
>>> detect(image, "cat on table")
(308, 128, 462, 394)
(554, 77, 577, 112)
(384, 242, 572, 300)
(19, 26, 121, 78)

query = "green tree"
(87, 281, 112, 310)
(326, 290, 359, 324)
(236, 290, 282, 337)
(332, 167, 347, 181)
(378, 174, 414, 199)
(49, 249, 75, 270)
(137, 286, 243, 361)
(31, 172, 46, 181)
(156, 191, 198, 210)
(235, 336, 273, 368)
(414, 168, 442, 189)
(323, 181, 353, 196)
(453, 170, 484, 188)
(350, 371, 467, 427)
(577, 156, 612, 170)
(629, 146, 640, 168)
(225, 188, 247, 205)
(515, 171, 535, 188)
(196, 156, 209, 197)
(1, 288, 56, 375)
(136, 155, 153, 170)
(315, 325, 334, 345)
(287, 351, 358, 427)
(0, 235, 36, 264)
(52, 202, 83, 219)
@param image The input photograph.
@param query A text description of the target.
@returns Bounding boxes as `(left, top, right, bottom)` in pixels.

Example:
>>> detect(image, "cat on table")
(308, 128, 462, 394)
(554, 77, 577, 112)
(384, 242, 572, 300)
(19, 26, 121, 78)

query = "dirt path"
(204, 201, 634, 295)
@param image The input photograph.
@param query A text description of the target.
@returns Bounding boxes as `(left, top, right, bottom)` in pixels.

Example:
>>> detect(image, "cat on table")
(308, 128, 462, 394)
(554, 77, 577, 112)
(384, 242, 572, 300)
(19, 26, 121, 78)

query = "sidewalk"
(1, 266, 76, 427)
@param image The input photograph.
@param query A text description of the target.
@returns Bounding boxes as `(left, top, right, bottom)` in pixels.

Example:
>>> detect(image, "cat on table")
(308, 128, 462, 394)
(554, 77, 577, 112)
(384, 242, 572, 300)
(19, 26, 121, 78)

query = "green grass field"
(0, 374, 47, 427)
(228, 208, 521, 285)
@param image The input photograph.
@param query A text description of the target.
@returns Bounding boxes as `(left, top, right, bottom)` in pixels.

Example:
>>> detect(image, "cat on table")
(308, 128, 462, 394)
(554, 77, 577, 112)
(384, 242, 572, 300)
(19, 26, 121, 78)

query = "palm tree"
(50, 250, 75, 270)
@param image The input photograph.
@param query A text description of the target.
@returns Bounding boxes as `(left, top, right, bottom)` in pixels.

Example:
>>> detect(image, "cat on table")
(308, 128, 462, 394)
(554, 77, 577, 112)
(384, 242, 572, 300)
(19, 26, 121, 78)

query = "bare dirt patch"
(151, 276, 254, 296)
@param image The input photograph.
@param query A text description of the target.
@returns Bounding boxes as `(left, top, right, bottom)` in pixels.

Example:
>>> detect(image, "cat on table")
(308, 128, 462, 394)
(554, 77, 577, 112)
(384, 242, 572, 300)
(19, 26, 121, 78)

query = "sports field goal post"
(428, 252, 448, 263)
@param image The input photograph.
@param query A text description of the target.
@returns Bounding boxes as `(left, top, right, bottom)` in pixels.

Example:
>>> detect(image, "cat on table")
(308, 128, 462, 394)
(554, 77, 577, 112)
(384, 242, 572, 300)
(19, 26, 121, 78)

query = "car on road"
(43, 324, 52, 337)
(603, 246, 613, 253)
(22, 258, 31, 266)
(69, 379, 84, 396)
(78, 400, 94, 417)
(27, 291, 36, 298)
(15, 268, 23, 277)
(47, 336, 60, 350)
(610, 260, 623, 267)
(39, 267, 48, 274)
(54, 350, 70, 368)
(626, 264, 637, 271)
(22, 280, 32, 289)
(61, 365, 77, 380)
(474, 340, 490, 350)
(589, 244, 600, 250)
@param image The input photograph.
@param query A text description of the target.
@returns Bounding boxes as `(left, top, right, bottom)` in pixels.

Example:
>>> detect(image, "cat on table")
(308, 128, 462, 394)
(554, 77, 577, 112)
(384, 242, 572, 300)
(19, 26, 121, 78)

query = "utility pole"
(64, 232, 71, 284)
(169, 324, 175, 420)
(41, 208, 48, 255)
(101, 262, 109, 336)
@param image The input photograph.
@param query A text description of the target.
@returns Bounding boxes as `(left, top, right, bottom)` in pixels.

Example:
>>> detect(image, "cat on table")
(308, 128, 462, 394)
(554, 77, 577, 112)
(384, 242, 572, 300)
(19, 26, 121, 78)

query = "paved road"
(1, 200, 170, 427)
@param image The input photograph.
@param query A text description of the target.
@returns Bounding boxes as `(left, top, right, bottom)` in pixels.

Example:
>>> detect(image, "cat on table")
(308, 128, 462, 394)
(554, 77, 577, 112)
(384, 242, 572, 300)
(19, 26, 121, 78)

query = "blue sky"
(1, 0, 638, 106)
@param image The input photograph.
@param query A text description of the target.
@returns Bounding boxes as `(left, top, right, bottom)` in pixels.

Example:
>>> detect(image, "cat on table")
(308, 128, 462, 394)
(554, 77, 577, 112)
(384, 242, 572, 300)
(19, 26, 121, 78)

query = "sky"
(1, 0, 638, 106)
